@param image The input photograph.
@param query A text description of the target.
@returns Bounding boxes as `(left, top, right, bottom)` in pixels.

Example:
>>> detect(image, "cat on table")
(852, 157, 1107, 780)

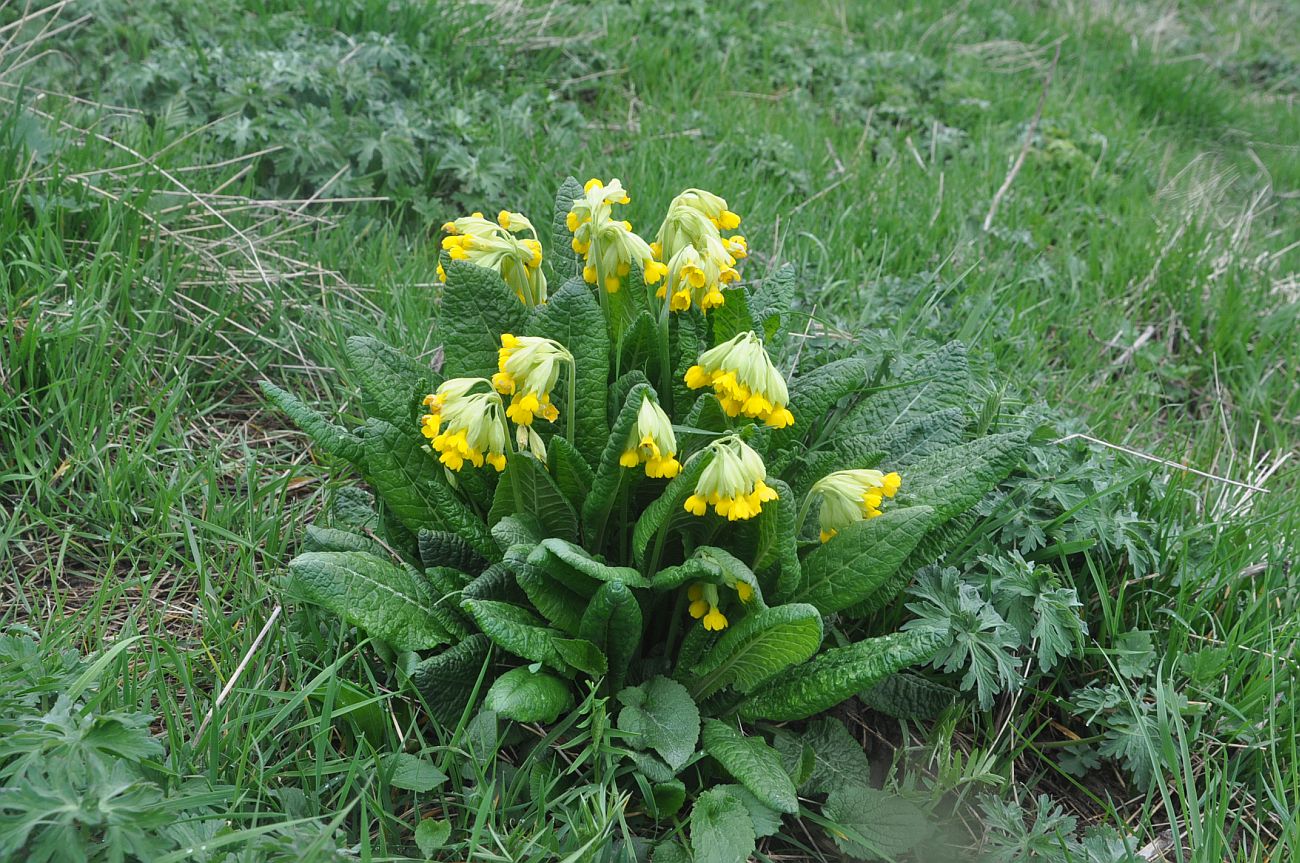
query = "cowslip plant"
(263, 177, 1032, 860)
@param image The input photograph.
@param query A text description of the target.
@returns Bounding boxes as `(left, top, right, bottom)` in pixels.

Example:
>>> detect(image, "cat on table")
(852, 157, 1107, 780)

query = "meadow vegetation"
(1, 0, 1297, 860)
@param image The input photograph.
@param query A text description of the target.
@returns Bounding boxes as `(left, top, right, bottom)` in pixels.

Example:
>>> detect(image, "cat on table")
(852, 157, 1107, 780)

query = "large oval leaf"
(289, 551, 448, 651)
(700, 720, 798, 814)
(410, 634, 492, 727)
(687, 604, 823, 699)
(579, 581, 643, 694)
(528, 279, 609, 461)
(738, 628, 946, 722)
(781, 505, 934, 613)
(488, 451, 578, 542)
(485, 666, 574, 723)
(438, 261, 529, 379)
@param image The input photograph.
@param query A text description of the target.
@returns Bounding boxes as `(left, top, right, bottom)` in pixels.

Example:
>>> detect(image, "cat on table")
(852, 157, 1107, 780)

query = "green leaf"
(548, 435, 595, 513)
(822, 785, 930, 860)
(345, 335, 434, 429)
(632, 448, 715, 566)
(552, 638, 607, 677)
(488, 451, 579, 542)
(491, 513, 543, 552)
(649, 780, 687, 821)
(549, 176, 583, 282)
(771, 729, 817, 788)
(781, 506, 935, 613)
(873, 406, 967, 467)
(330, 487, 378, 529)
(716, 784, 783, 838)
(687, 604, 823, 699)
(529, 278, 609, 460)
(903, 432, 1029, 523)
(462, 561, 528, 605)
(514, 559, 587, 635)
(708, 286, 758, 344)
(630, 750, 677, 784)
(671, 313, 707, 410)
(789, 440, 885, 497)
(579, 581, 643, 694)
(485, 666, 573, 723)
(649, 556, 723, 592)
(415, 819, 451, 858)
(259, 380, 364, 465)
(771, 356, 873, 450)
(616, 676, 700, 772)
(582, 382, 651, 538)
(619, 310, 662, 380)
(700, 720, 798, 814)
(303, 526, 388, 558)
(411, 634, 491, 728)
(749, 263, 797, 344)
(843, 341, 969, 434)
(752, 477, 800, 598)
(439, 260, 530, 379)
(289, 551, 448, 651)
(859, 672, 958, 720)
(798, 717, 871, 796)
(853, 510, 977, 617)
(651, 841, 692, 863)
(690, 787, 756, 863)
(738, 628, 946, 721)
(691, 546, 764, 609)
(361, 419, 497, 560)
(461, 599, 602, 675)
(382, 753, 448, 792)
(416, 566, 474, 640)
(530, 538, 650, 592)
(418, 530, 489, 575)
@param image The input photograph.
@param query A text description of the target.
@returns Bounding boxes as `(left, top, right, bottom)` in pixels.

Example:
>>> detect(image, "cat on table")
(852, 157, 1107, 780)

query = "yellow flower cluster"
(420, 378, 510, 472)
(439, 211, 547, 306)
(653, 189, 747, 313)
(686, 580, 753, 632)
(566, 179, 669, 293)
(684, 331, 794, 428)
(684, 436, 778, 521)
(811, 469, 902, 542)
(493, 334, 571, 429)
(618, 393, 681, 478)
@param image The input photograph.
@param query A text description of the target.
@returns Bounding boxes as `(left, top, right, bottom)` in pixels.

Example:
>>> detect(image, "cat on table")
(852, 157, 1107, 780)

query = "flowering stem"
(565, 359, 577, 447)
(657, 312, 673, 414)
(644, 516, 670, 579)
(795, 491, 816, 538)
(663, 591, 686, 663)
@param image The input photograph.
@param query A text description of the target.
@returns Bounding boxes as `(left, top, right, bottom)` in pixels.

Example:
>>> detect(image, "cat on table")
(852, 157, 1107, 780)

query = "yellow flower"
(493, 334, 572, 428)
(657, 244, 733, 313)
(440, 211, 547, 305)
(811, 469, 902, 541)
(567, 178, 668, 293)
(652, 189, 746, 313)
(683, 331, 794, 428)
(685, 579, 752, 631)
(419, 378, 509, 472)
(687, 583, 729, 631)
(619, 393, 681, 478)
(683, 436, 778, 521)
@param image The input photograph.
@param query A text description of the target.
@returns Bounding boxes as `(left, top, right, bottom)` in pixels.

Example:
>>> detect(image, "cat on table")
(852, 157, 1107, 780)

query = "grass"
(1, 0, 1297, 859)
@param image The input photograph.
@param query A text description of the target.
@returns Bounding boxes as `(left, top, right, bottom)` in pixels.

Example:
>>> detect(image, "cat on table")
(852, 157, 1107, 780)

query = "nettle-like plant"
(263, 177, 1030, 860)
